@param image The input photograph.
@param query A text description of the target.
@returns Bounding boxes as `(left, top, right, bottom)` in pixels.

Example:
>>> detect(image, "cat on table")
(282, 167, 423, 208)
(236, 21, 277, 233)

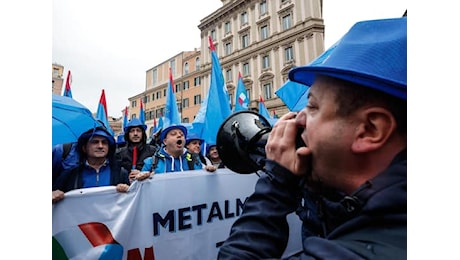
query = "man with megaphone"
(218, 16, 407, 259)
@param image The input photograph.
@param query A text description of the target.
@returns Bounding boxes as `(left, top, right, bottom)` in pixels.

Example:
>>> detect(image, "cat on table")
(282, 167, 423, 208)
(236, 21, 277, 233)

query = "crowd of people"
(53, 15, 407, 259)
(52, 120, 226, 204)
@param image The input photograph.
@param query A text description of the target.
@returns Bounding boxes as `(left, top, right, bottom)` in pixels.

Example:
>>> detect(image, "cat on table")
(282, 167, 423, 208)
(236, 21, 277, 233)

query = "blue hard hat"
(289, 17, 407, 100)
(206, 143, 217, 156)
(79, 127, 115, 146)
(124, 118, 147, 133)
(160, 124, 188, 143)
(185, 132, 204, 146)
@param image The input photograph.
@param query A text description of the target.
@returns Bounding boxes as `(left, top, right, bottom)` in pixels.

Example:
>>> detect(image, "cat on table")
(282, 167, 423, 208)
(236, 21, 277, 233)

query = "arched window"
(195, 57, 200, 70)
(184, 62, 189, 75)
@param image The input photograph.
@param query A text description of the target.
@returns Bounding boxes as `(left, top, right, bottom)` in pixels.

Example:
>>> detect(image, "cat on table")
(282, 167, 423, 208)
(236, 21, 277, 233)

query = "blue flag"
(139, 98, 145, 124)
(233, 72, 249, 112)
(275, 80, 310, 112)
(96, 89, 114, 136)
(122, 106, 128, 130)
(157, 114, 164, 131)
(164, 68, 181, 127)
(258, 95, 272, 120)
(194, 36, 232, 146)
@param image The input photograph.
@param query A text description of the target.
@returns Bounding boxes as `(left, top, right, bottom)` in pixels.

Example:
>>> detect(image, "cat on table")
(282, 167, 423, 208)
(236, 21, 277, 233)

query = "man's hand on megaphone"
(265, 112, 311, 177)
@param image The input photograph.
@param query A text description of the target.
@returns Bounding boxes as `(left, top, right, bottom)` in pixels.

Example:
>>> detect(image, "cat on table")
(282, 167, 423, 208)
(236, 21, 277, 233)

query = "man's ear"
(351, 107, 397, 153)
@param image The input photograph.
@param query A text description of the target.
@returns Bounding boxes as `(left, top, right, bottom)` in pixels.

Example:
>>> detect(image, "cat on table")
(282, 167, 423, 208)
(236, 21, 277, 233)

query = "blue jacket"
(141, 148, 202, 173)
(54, 159, 130, 193)
(218, 149, 407, 259)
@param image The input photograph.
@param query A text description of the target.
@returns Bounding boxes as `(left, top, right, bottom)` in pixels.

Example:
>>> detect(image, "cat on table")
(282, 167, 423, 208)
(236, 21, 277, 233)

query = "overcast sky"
(52, 0, 407, 117)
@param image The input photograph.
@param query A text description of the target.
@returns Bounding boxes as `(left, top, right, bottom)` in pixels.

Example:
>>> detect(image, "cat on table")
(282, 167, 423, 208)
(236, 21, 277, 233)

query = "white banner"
(52, 169, 302, 260)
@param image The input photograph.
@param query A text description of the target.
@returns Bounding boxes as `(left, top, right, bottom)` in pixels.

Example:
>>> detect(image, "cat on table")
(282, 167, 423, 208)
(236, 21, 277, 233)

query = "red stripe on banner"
(127, 246, 155, 260)
(79, 222, 118, 247)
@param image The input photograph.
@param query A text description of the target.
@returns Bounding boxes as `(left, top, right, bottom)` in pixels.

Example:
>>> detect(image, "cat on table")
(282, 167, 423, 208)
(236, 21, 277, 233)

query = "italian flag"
(52, 222, 123, 259)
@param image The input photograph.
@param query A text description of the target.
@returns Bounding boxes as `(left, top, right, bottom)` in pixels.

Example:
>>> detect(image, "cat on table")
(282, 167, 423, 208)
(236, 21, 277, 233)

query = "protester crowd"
(52, 119, 225, 204)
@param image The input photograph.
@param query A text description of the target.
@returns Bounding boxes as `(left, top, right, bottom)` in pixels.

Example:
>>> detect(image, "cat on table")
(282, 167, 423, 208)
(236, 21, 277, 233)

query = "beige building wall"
(52, 63, 64, 95)
(129, 50, 201, 137)
(128, 0, 324, 137)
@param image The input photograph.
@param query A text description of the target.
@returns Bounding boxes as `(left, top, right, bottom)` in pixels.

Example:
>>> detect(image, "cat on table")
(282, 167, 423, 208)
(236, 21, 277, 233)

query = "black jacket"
(116, 143, 158, 172)
(218, 150, 407, 259)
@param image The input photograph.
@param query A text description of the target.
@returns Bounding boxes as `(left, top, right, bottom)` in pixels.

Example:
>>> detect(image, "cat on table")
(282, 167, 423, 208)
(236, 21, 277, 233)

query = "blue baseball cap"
(160, 124, 188, 143)
(289, 17, 407, 100)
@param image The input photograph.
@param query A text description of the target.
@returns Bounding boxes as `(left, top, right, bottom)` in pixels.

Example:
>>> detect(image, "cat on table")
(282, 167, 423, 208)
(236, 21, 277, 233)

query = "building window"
(260, 24, 269, 40)
(195, 57, 200, 70)
(225, 21, 231, 34)
(53, 68, 60, 78)
(262, 55, 270, 69)
(152, 69, 157, 85)
(240, 11, 248, 26)
(194, 94, 201, 105)
(152, 93, 155, 101)
(225, 41, 232, 55)
(241, 33, 249, 48)
(263, 82, 273, 99)
(156, 91, 161, 99)
(226, 69, 232, 82)
(210, 30, 216, 41)
(175, 84, 181, 93)
(163, 89, 167, 97)
(170, 60, 176, 75)
(243, 62, 250, 76)
(131, 100, 137, 107)
(282, 14, 292, 30)
(260, 0, 267, 15)
(183, 98, 189, 108)
(184, 62, 189, 75)
(183, 80, 189, 90)
(284, 46, 293, 62)
(149, 111, 154, 120)
(156, 108, 164, 118)
(194, 76, 201, 86)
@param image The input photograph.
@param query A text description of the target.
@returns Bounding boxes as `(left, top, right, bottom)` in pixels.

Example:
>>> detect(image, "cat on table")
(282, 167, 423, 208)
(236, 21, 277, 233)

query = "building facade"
(52, 63, 64, 95)
(128, 0, 324, 138)
(129, 50, 203, 136)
